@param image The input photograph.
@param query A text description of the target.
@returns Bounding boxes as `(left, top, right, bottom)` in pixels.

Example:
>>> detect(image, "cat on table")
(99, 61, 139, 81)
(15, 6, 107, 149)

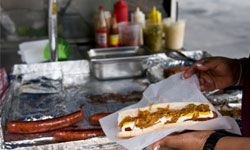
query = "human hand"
(183, 57, 240, 91)
(150, 131, 214, 150)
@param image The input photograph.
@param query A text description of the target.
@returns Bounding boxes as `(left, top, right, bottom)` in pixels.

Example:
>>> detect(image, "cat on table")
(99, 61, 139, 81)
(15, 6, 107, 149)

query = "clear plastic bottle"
(131, 7, 145, 45)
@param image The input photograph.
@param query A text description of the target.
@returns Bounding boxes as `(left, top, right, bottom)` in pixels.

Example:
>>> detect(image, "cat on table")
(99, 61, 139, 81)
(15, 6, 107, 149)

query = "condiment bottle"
(109, 14, 119, 47)
(113, 0, 128, 23)
(95, 5, 108, 48)
(104, 11, 111, 32)
(144, 6, 163, 53)
(148, 6, 162, 25)
(163, 18, 186, 50)
(131, 7, 145, 45)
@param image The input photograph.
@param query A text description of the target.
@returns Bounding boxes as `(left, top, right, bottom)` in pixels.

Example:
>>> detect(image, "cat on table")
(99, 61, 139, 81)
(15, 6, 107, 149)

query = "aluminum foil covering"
(205, 89, 242, 127)
(1, 60, 149, 149)
(205, 89, 242, 106)
(143, 50, 211, 82)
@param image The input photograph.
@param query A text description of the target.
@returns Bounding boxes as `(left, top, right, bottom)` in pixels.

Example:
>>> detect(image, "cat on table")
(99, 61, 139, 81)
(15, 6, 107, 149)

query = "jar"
(143, 23, 162, 53)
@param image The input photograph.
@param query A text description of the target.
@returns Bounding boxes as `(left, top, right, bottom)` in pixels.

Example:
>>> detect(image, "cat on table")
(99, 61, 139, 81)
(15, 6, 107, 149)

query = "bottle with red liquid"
(113, 0, 128, 23)
(95, 5, 108, 48)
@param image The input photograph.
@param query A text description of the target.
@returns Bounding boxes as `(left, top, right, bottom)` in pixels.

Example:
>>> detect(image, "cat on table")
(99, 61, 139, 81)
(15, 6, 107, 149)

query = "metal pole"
(49, 0, 58, 62)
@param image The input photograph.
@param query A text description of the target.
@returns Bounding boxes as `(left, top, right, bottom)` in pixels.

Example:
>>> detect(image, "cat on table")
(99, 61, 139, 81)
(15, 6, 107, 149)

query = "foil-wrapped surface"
(1, 60, 149, 149)
(206, 89, 242, 106)
(205, 89, 242, 123)
(143, 50, 211, 82)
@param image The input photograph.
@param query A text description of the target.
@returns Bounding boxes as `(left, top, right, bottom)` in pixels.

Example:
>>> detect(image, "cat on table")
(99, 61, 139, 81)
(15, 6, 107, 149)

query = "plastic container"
(114, 0, 128, 23)
(118, 23, 140, 46)
(143, 7, 163, 53)
(131, 7, 145, 45)
(163, 18, 186, 50)
(18, 39, 48, 64)
(143, 23, 163, 53)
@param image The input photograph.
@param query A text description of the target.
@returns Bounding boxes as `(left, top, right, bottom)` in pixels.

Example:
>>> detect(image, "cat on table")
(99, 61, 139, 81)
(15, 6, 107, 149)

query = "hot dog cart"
(0, 0, 249, 149)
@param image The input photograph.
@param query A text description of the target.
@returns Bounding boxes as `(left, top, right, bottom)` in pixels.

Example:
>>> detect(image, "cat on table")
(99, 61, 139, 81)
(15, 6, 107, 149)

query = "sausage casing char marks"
(89, 112, 111, 126)
(7, 110, 84, 134)
(53, 129, 105, 142)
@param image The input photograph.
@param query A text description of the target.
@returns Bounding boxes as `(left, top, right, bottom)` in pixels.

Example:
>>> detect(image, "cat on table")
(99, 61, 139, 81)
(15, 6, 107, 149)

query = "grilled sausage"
(53, 129, 105, 142)
(89, 112, 111, 126)
(7, 110, 84, 134)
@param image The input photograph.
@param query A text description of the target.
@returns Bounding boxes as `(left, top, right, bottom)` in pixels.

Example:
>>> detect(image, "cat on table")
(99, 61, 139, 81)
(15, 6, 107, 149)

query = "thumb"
(196, 58, 219, 71)
(183, 60, 215, 79)
(195, 63, 209, 71)
(183, 63, 206, 79)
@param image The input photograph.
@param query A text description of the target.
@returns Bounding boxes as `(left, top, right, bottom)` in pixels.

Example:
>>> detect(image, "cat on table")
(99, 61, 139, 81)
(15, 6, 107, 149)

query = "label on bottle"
(96, 33, 108, 47)
(109, 34, 119, 47)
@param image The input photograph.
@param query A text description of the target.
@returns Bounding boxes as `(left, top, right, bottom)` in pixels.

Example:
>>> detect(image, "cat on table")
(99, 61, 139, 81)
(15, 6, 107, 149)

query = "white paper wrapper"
(100, 73, 241, 150)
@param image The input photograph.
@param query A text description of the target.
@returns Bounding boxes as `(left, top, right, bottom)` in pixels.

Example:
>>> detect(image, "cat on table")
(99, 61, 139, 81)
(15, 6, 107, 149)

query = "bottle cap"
(133, 7, 145, 27)
(148, 6, 162, 24)
(99, 5, 104, 11)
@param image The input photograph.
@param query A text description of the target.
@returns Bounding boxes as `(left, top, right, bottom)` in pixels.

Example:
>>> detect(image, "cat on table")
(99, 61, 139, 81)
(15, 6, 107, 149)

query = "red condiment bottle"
(95, 5, 108, 48)
(114, 0, 128, 23)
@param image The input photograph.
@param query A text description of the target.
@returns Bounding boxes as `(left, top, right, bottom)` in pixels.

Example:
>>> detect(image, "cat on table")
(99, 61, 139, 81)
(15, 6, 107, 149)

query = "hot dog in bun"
(117, 102, 218, 138)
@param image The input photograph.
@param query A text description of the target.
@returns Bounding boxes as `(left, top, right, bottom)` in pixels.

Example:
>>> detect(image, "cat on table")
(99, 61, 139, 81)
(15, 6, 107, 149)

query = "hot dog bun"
(117, 102, 218, 138)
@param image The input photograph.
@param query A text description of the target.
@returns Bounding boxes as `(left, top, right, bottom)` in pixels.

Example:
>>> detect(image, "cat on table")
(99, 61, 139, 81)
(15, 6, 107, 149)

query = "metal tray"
(88, 46, 150, 80)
